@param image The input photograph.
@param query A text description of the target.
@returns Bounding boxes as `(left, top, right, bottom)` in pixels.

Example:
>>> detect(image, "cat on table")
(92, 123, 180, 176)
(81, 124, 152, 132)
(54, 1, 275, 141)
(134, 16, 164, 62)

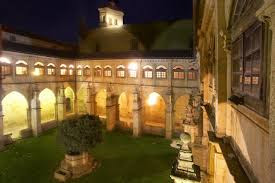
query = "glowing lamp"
(33, 69, 40, 76)
(147, 93, 158, 106)
(128, 63, 138, 70)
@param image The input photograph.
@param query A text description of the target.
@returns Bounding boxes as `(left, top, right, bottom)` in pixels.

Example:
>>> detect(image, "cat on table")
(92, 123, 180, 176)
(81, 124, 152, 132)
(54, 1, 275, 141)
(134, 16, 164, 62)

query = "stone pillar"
(57, 85, 66, 121)
(165, 88, 174, 139)
(132, 88, 142, 137)
(31, 85, 42, 136)
(215, 0, 227, 138)
(257, 3, 275, 183)
(106, 85, 116, 131)
(86, 84, 96, 115)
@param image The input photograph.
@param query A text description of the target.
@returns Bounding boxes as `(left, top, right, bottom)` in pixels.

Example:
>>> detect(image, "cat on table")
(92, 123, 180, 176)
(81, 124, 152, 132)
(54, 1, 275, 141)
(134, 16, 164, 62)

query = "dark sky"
(0, 0, 193, 43)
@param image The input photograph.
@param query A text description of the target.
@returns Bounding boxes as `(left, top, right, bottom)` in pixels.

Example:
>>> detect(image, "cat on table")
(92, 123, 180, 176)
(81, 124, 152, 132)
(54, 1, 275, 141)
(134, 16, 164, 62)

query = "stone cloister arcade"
(0, 51, 199, 142)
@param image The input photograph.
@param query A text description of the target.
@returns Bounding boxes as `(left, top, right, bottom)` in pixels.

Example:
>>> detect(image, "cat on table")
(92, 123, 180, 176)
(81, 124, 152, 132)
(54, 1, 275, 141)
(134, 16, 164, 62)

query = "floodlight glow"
(33, 68, 40, 76)
(128, 63, 138, 70)
(147, 93, 159, 106)
(0, 57, 11, 64)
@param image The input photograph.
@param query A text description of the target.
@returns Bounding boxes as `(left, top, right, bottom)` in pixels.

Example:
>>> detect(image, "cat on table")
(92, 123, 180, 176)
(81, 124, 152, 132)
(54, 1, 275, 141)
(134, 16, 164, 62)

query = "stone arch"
(174, 95, 190, 132)
(118, 92, 134, 129)
(39, 88, 56, 123)
(77, 86, 88, 114)
(96, 89, 107, 118)
(144, 92, 166, 136)
(2, 91, 29, 138)
(65, 87, 75, 114)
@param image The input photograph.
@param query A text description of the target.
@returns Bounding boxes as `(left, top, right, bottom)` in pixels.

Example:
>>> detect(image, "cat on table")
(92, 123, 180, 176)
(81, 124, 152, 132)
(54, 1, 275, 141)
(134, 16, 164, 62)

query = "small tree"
(58, 114, 103, 155)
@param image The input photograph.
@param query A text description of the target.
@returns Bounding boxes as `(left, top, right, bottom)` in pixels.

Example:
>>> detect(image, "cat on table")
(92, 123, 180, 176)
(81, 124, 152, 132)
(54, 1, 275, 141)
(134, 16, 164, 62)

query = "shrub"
(58, 114, 103, 155)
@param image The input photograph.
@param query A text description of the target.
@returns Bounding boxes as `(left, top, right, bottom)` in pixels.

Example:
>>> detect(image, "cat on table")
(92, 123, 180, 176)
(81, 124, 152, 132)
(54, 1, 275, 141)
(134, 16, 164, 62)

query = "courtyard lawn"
(0, 129, 177, 183)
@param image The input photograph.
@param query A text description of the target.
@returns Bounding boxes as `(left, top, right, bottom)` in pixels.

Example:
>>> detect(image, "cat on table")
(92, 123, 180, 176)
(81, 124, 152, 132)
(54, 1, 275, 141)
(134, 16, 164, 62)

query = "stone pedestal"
(31, 88, 42, 136)
(57, 86, 66, 121)
(132, 88, 142, 137)
(55, 152, 97, 182)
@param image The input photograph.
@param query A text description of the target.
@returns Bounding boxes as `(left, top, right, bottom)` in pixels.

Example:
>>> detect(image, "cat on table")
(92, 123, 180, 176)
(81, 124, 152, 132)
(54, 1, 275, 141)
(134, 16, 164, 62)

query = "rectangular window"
(156, 71, 166, 79)
(174, 71, 185, 79)
(129, 70, 137, 78)
(117, 70, 125, 78)
(69, 69, 74, 76)
(77, 69, 82, 76)
(144, 70, 153, 78)
(60, 68, 67, 76)
(34, 67, 45, 76)
(188, 71, 197, 80)
(95, 69, 102, 77)
(84, 68, 91, 76)
(47, 68, 55, 75)
(1, 65, 12, 76)
(104, 70, 112, 77)
(16, 65, 28, 75)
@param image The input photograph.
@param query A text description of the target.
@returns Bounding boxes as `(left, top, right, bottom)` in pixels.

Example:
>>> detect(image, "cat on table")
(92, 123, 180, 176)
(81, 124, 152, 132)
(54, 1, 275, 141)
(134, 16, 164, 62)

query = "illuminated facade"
(0, 0, 198, 147)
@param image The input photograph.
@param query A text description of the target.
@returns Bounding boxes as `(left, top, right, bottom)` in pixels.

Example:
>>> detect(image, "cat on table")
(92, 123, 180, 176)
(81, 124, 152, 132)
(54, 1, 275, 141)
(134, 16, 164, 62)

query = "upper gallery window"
(47, 63, 56, 76)
(104, 65, 112, 77)
(173, 66, 185, 79)
(60, 64, 67, 76)
(33, 62, 45, 76)
(116, 65, 126, 78)
(187, 68, 197, 80)
(0, 57, 12, 76)
(69, 65, 74, 76)
(232, 21, 263, 99)
(84, 65, 91, 76)
(77, 65, 83, 76)
(156, 65, 167, 79)
(128, 63, 138, 78)
(16, 60, 28, 75)
(94, 65, 102, 77)
(143, 65, 153, 79)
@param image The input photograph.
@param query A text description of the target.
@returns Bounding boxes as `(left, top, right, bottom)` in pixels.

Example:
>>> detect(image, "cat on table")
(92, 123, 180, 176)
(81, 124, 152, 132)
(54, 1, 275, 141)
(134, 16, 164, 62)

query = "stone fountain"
(170, 133, 201, 183)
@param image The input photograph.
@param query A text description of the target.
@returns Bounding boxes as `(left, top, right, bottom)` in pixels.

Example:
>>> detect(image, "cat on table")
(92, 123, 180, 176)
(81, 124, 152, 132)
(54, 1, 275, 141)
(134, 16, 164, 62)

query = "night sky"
(0, 0, 193, 43)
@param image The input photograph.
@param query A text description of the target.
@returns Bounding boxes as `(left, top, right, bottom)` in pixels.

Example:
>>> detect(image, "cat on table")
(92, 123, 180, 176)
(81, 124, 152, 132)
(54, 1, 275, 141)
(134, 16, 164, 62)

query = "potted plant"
(55, 114, 103, 181)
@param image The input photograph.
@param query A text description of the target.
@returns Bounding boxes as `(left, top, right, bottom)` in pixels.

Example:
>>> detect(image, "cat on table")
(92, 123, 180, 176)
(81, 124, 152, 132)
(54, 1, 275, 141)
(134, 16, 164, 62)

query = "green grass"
(0, 129, 177, 183)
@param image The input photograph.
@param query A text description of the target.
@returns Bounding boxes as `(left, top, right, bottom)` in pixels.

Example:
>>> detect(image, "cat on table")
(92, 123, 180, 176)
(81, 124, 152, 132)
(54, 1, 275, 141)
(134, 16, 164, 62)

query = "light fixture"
(128, 63, 138, 70)
(147, 93, 159, 106)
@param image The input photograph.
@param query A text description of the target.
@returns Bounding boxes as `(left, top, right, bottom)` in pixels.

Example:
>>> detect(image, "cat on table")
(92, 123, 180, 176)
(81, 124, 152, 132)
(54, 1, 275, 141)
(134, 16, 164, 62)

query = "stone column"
(31, 85, 42, 136)
(257, 3, 275, 183)
(215, 0, 227, 138)
(165, 88, 174, 139)
(106, 85, 116, 131)
(86, 84, 96, 115)
(132, 88, 142, 137)
(57, 85, 66, 121)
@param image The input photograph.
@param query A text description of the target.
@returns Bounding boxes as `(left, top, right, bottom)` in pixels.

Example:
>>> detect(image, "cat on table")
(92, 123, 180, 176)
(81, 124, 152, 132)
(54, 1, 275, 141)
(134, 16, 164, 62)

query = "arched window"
(104, 65, 112, 77)
(47, 63, 56, 75)
(156, 65, 167, 79)
(143, 65, 153, 79)
(116, 65, 126, 78)
(33, 62, 45, 76)
(77, 65, 83, 76)
(84, 65, 91, 76)
(188, 67, 197, 80)
(16, 60, 28, 75)
(69, 65, 74, 76)
(94, 65, 102, 77)
(60, 64, 67, 76)
(0, 57, 12, 76)
(173, 65, 185, 79)
(128, 63, 138, 78)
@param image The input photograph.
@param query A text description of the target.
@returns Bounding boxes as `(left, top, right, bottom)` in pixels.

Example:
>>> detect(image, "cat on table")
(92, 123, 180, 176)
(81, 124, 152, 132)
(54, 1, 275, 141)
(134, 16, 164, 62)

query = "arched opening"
(2, 91, 28, 138)
(65, 87, 75, 114)
(118, 92, 133, 129)
(174, 95, 190, 132)
(96, 89, 107, 118)
(144, 92, 166, 136)
(39, 88, 56, 123)
(77, 87, 87, 114)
